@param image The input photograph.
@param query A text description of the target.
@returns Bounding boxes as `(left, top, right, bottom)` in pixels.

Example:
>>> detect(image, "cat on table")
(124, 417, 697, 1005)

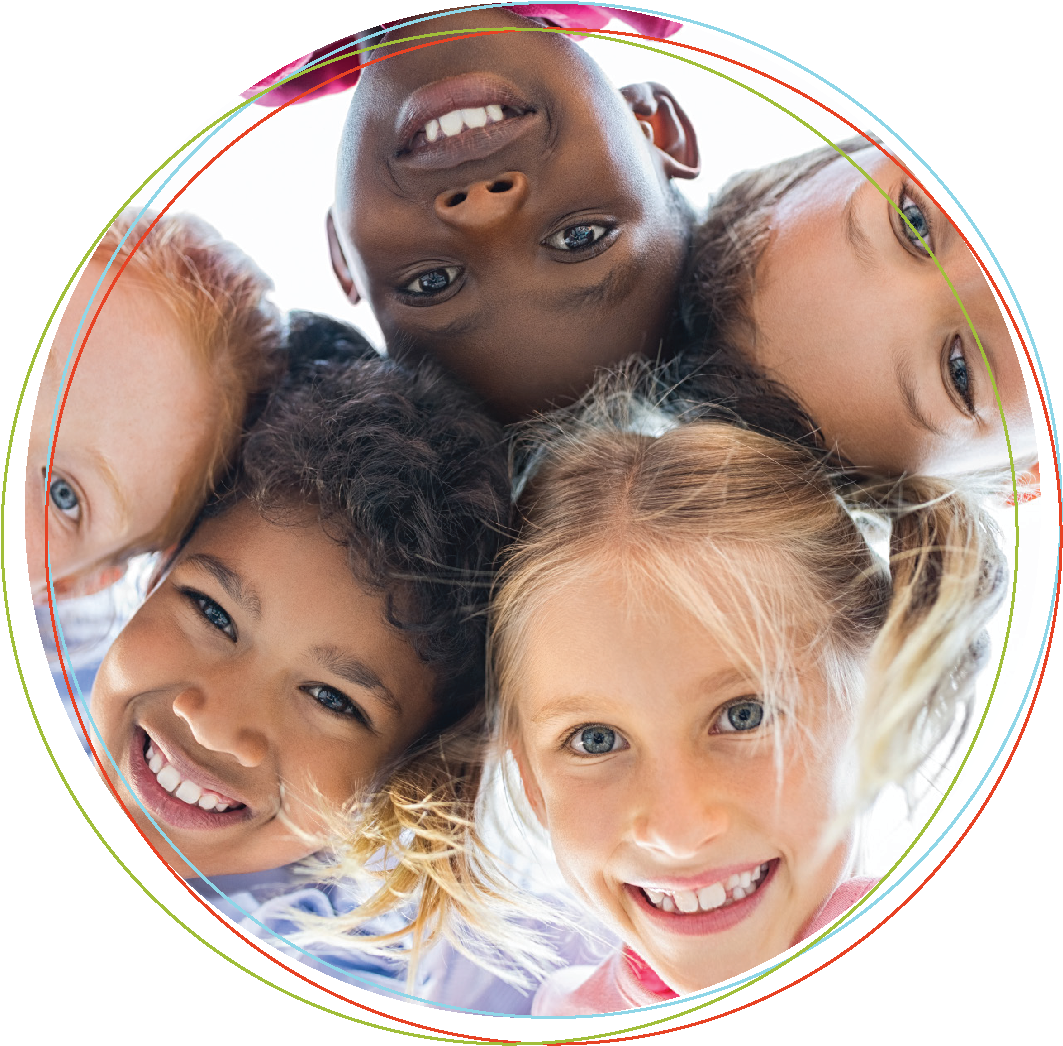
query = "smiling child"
(672, 137, 1036, 481)
(26, 209, 283, 603)
(89, 312, 509, 881)
(487, 390, 1005, 1010)
(245, 6, 700, 421)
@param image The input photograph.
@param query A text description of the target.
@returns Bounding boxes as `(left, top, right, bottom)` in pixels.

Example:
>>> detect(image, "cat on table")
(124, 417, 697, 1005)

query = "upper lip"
(394, 73, 541, 171)
(139, 726, 255, 810)
(629, 860, 773, 892)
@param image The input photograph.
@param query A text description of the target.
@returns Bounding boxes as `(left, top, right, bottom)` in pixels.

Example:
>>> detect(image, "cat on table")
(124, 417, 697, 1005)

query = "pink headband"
(241, 6, 683, 107)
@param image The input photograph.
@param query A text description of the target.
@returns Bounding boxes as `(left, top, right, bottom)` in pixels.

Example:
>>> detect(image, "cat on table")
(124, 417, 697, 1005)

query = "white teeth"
(425, 118, 440, 142)
(486, 104, 504, 122)
(697, 882, 727, 910)
(462, 106, 488, 128)
(145, 744, 155, 760)
(156, 765, 181, 793)
(643, 866, 770, 915)
(198, 793, 218, 811)
(215, 802, 230, 813)
(148, 752, 163, 774)
(174, 780, 202, 805)
(438, 110, 464, 137)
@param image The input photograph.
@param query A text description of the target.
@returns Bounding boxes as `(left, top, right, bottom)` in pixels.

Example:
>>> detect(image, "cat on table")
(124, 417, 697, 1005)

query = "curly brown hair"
(205, 310, 510, 728)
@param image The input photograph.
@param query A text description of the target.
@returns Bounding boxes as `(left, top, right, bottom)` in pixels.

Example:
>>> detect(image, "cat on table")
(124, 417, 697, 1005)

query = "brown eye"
(403, 266, 460, 297)
(544, 223, 612, 252)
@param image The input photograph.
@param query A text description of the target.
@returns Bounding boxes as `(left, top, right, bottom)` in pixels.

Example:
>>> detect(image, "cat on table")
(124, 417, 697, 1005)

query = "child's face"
(25, 260, 216, 603)
(512, 568, 853, 994)
(330, 9, 697, 420)
(90, 503, 437, 878)
(749, 146, 1034, 476)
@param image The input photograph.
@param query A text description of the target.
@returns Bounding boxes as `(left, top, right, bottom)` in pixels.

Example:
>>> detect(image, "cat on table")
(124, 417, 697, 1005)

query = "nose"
(433, 171, 529, 235)
(630, 756, 729, 860)
(172, 684, 269, 768)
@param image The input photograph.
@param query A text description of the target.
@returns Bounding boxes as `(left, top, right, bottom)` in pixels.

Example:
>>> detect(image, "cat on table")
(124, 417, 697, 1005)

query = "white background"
(3, 1, 1060, 1041)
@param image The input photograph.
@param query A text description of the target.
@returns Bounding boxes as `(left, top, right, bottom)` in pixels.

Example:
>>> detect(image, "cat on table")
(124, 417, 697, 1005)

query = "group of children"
(30, 5, 1028, 1016)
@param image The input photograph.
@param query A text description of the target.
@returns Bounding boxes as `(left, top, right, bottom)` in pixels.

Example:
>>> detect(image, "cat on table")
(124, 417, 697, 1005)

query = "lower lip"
(627, 861, 779, 937)
(126, 728, 252, 832)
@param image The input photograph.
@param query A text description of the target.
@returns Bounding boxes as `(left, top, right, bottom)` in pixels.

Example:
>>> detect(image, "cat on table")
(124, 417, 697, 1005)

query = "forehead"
(179, 504, 435, 707)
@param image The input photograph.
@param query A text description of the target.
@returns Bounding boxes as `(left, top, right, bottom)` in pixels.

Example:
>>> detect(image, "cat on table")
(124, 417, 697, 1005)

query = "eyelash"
(398, 222, 618, 302)
(564, 698, 771, 756)
(895, 182, 935, 258)
(46, 470, 82, 523)
(302, 684, 372, 729)
(711, 698, 770, 734)
(179, 587, 237, 643)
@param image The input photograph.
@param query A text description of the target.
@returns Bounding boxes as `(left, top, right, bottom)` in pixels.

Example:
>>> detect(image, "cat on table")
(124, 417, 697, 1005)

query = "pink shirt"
(532, 877, 879, 1016)
(241, 7, 684, 107)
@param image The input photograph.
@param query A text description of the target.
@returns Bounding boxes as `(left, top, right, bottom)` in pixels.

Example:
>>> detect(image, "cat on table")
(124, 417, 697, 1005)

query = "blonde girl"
(488, 391, 1005, 1012)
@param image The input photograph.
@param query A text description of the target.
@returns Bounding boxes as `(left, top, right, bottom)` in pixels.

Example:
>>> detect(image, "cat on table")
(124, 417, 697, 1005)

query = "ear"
(620, 82, 700, 180)
(510, 738, 548, 830)
(326, 209, 361, 306)
(52, 561, 128, 601)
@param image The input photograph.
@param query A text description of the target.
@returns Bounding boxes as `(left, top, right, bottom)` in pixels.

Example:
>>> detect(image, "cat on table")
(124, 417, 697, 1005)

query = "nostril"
(487, 179, 513, 193)
(446, 191, 468, 207)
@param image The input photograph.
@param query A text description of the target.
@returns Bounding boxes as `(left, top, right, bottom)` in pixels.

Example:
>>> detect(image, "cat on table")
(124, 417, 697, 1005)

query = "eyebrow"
(895, 356, 947, 437)
(183, 553, 262, 617)
(82, 446, 130, 530)
(310, 644, 403, 720)
(842, 192, 877, 269)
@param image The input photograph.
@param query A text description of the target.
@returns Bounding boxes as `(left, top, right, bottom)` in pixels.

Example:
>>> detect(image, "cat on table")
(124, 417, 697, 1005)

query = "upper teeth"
(643, 863, 770, 914)
(424, 104, 507, 142)
(145, 742, 236, 813)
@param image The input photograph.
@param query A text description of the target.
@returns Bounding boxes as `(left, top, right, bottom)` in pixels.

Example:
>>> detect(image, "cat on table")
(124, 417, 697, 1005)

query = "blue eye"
(948, 336, 974, 409)
(49, 476, 80, 518)
(898, 192, 932, 255)
(304, 684, 371, 728)
(715, 699, 766, 733)
(403, 266, 460, 297)
(544, 223, 612, 252)
(569, 724, 626, 755)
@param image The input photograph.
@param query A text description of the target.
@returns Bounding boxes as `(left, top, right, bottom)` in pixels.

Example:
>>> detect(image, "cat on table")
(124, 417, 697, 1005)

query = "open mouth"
(142, 734, 245, 814)
(395, 74, 540, 170)
(125, 727, 252, 832)
(640, 862, 774, 915)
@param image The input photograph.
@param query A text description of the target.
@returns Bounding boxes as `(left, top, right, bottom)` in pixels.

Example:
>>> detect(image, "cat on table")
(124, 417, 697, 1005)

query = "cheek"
(539, 773, 623, 887)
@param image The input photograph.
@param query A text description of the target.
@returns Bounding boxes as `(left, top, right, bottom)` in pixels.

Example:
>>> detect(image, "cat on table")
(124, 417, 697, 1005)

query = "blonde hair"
(89, 208, 284, 558)
(492, 391, 1006, 815)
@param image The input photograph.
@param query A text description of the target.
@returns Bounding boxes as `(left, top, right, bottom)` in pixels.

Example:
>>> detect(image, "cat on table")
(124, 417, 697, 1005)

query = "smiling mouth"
(142, 735, 245, 814)
(395, 74, 540, 170)
(638, 862, 775, 915)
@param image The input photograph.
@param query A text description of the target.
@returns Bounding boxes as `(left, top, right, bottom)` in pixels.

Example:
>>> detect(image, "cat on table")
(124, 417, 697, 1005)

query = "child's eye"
(403, 266, 461, 297)
(180, 588, 237, 642)
(303, 684, 371, 729)
(48, 474, 81, 521)
(896, 188, 933, 256)
(568, 724, 627, 756)
(543, 223, 614, 253)
(712, 699, 767, 734)
(947, 335, 975, 411)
